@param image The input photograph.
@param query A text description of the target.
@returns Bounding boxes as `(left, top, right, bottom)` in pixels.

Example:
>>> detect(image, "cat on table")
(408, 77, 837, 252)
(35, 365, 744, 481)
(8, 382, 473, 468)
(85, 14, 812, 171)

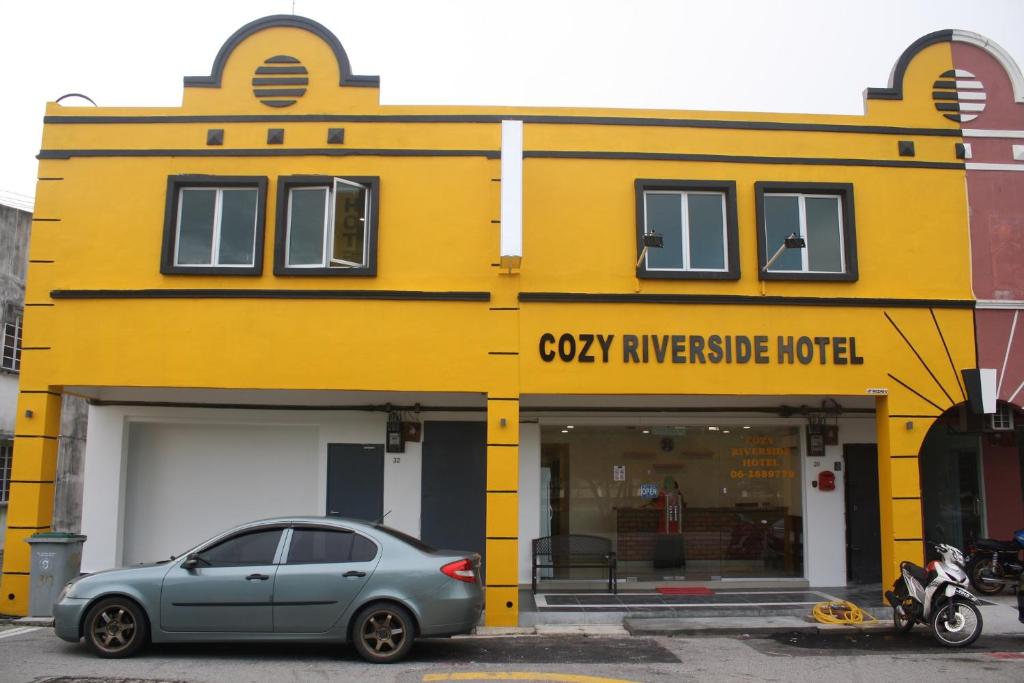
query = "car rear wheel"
(351, 602, 415, 663)
(83, 597, 149, 658)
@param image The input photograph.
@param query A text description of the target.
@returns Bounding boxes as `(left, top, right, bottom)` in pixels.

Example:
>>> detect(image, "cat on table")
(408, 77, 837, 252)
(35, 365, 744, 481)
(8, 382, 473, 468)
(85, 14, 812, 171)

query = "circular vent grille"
(252, 55, 308, 108)
(933, 69, 986, 123)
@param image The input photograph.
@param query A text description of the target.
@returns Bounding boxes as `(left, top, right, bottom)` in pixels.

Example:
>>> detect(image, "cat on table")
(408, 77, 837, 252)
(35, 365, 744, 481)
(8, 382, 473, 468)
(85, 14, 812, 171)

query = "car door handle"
(246, 573, 270, 581)
(343, 570, 367, 578)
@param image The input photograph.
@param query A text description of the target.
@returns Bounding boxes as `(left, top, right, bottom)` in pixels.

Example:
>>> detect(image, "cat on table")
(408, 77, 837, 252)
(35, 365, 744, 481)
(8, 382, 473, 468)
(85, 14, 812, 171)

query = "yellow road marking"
(423, 674, 641, 683)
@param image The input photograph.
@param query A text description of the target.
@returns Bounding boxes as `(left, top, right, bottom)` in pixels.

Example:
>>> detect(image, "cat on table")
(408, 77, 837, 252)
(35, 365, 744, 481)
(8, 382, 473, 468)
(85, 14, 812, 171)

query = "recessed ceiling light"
(723, 430, 731, 434)
(642, 429, 650, 434)
(566, 425, 575, 429)
(742, 425, 751, 430)
(561, 429, 568, 433)
(708, 426, 720, 431)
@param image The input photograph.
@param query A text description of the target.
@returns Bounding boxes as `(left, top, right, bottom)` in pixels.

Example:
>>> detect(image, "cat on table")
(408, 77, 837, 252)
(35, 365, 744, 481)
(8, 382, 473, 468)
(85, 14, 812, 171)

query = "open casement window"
(1, 307, 22, 373)
(160, 176, 268, 275)
(755, 182, 858, 282)
(634, 179, 739, 280)
(275, 175, 379, 276)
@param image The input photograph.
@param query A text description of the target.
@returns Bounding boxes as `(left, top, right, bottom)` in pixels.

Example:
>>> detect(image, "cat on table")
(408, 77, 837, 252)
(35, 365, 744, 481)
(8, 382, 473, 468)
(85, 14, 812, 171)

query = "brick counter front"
(615, 507, 792, 561)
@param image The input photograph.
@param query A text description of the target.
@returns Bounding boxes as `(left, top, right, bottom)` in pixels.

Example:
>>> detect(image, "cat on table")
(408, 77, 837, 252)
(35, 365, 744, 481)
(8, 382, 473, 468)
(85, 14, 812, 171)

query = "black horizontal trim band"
(37, 177, 63, 181)
(29, 260, 55, 264)
(488, 351, 519, 356)
(251, 77, 309, 86)
(14, 434, 58, 440)
(10, 480, 55, 484)
(40, 113, 963, 136)
(488, 397, 520, 401)
(487, 490, 518, 494)
(7, 525, 51, 530)
(32, 218, 60, 222)
(933, 80, 956, 89)
(890, 414, 940, 419)
(487, 443, 519, 448)
(490, 220, 501, 224)
(895, 538, 924, 542)
(932, 92, 958, 100)
(893, 496, 921, 500)
(518, 292, 974, 309)
(487, 537, 518, 541)
(20, 390, 61, 396)
(24, 303, 55, 306)
(253, 88, 307, 98)
(87, 399, 487, 412)
(255, 66, 308, 75)
(489, 307, 520, 311)
(486, 584, 519, 589)
(523, 150, 964, 170)
(935, 103, 960, 112)
(21, 347, 51, 351)
(50, 288, 491, 302)
(38, 148, 500, 160)
(891, 455, 919, 459)
(2, 571, 30, 576)
(522, 405, 876, 415)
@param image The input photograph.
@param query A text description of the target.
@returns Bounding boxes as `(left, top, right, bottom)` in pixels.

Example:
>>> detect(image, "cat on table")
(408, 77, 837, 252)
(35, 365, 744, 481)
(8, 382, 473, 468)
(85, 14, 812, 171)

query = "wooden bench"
(532, 534, 617, 594)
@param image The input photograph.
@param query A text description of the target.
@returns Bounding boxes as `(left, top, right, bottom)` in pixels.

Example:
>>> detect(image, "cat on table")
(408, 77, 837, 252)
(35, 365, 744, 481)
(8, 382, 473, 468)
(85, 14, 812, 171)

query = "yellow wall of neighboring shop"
(1, 19, 975, 619)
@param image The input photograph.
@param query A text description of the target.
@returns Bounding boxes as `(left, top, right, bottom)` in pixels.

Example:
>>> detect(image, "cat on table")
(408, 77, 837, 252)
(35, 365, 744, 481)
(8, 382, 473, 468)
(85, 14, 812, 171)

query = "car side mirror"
(182, 554, 201, 571)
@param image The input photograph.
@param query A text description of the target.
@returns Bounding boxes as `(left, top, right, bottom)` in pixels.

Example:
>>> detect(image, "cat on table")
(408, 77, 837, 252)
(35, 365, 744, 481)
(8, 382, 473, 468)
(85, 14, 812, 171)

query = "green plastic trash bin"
(26, 532, 86, 618)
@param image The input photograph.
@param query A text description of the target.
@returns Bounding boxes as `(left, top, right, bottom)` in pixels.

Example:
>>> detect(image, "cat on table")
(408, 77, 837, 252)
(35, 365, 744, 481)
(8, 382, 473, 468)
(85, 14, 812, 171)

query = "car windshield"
(373, 524, 436, 553)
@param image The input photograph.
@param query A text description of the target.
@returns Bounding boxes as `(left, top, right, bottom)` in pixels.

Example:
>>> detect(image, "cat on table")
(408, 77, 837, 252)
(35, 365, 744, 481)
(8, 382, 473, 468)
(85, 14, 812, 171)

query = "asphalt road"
(1, 626, 1023, 683)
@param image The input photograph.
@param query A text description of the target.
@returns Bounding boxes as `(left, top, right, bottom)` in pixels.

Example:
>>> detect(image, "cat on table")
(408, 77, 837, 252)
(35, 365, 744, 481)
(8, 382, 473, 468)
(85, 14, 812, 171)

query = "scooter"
(885, 543, 984, 647)
(964, 528, 1024, 595)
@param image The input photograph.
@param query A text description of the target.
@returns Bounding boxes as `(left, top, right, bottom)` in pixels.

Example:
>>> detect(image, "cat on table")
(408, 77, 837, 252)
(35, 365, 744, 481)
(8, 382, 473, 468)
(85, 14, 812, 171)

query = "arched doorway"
(919, 401, 1024, 550)
(919, 405, 983, 551)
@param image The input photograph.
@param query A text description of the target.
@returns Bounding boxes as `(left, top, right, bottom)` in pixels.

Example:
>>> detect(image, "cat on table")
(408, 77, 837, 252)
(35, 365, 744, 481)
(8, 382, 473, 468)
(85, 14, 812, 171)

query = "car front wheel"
(351, 602, 415, 663)
(83, 597, 149, 658)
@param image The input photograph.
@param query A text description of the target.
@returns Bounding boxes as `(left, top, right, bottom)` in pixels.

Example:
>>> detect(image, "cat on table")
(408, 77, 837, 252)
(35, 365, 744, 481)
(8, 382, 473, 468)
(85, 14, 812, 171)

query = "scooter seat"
(976, 538, 1020, 552)
(901, 561, 932, 586)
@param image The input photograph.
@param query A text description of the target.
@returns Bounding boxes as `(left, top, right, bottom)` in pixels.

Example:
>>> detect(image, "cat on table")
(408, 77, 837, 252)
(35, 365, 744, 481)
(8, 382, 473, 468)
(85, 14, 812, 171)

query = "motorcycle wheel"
(931, 600, 983, 647)
(968, 557, 1006, 595)
(892, 580, 915, 633)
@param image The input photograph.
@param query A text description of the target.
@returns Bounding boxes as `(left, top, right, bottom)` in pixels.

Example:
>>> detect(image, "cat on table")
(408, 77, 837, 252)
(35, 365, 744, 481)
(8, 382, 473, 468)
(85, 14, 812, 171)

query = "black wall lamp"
(762, 232, 806, 272)
(636, 231, 664, 268)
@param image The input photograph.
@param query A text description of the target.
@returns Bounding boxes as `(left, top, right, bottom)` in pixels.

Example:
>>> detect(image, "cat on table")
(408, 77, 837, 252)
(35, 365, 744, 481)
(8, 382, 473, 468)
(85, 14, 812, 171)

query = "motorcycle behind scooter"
(885, 543, 984, 647)
(964, 528, 1024, 595)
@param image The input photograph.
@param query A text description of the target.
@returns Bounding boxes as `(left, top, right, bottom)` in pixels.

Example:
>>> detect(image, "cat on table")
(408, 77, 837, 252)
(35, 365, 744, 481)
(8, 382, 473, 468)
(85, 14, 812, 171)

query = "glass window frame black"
(160, 175, 268, 276)
(634, 179, 740, 281)
(754, 181, 858, 283)
(274, 175, 380, 277)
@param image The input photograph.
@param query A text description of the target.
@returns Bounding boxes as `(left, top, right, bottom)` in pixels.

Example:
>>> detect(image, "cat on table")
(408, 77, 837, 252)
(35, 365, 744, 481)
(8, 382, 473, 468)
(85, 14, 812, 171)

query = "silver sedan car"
(53, 517, 484, 663)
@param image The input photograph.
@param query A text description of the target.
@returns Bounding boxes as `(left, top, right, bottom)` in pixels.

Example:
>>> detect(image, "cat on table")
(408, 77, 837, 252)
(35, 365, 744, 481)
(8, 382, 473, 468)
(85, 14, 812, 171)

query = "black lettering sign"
(671, 335, 686, 364)
(558, 333, 576, 362)
(754, 335, 769, 364)
(597, 334, 614, 363)
(539, 333, 555, 362)
(579, 334, 595, 363)
(623, 335, 639, 363)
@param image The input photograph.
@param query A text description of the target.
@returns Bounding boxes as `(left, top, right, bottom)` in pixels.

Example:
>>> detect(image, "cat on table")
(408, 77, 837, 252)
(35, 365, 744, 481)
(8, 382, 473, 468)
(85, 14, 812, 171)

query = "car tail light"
(441, 559, 476, 583)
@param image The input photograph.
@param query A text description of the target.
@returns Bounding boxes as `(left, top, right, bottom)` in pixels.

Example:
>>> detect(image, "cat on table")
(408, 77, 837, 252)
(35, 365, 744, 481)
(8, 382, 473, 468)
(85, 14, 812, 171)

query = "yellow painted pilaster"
(876, 395, 932, 596)
(1, 390, 63, 615)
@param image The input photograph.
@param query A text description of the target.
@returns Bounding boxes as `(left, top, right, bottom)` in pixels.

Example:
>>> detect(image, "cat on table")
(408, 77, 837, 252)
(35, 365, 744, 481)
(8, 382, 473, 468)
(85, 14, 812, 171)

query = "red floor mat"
(656, 587, 715, 595)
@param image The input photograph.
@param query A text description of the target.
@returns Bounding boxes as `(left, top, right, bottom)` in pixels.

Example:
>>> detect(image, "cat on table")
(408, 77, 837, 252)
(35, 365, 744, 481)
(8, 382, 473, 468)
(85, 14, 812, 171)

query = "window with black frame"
(160, 176, 268, 275)
(275, 175, 379, 276)
(635, 179, 739, 280)
(755, 182, 858, 282)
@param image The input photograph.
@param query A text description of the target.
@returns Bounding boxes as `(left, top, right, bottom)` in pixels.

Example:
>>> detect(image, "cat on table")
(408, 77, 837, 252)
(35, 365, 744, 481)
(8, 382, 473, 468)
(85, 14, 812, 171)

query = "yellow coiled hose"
(811, 600, 880, 625)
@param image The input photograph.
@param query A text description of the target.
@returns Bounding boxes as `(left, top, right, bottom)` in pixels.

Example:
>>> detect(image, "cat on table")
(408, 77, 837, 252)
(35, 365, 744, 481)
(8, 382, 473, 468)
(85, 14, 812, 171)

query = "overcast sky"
(1, 0, 1022, 208)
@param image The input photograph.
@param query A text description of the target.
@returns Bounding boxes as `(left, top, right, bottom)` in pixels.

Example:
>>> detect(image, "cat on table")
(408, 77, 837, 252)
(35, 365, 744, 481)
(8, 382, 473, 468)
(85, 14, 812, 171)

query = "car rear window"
(373, 525, 436, 553)
(287, 529, 379, 564)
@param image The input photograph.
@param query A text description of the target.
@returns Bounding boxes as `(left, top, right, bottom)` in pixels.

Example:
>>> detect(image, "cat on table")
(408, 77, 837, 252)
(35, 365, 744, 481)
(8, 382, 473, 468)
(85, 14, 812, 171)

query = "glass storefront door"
(539, 423, 804, 581)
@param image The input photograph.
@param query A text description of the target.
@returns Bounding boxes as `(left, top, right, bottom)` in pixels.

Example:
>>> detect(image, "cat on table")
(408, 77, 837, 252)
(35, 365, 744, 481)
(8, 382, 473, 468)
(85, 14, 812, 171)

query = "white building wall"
(0, 374, 17, 434)
(80, 405, 419, 572)
(803, 415, 878, 587)
(518, 422, 541, 585)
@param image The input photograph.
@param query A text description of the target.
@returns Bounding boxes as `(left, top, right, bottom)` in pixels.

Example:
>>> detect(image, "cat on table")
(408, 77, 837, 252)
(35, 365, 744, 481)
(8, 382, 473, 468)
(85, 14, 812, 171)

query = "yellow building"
(2, 16, 1014, 626)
